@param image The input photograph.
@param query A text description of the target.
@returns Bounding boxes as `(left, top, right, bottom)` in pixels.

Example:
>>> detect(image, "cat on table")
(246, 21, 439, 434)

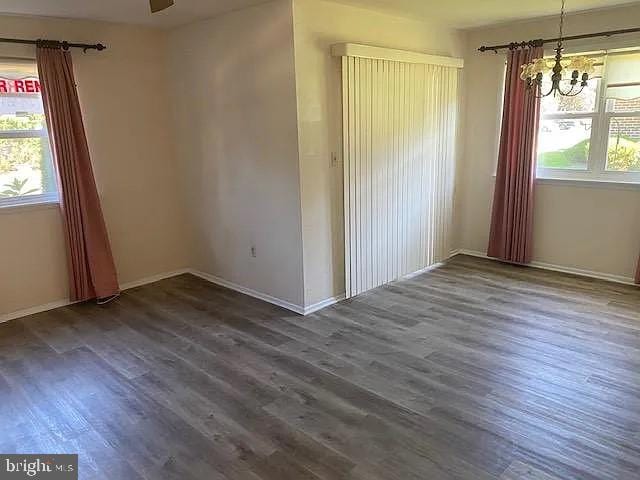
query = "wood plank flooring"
(1, 254, 640, 479)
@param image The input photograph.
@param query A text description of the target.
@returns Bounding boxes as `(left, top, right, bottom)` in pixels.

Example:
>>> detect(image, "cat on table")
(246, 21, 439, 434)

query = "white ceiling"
(335, 0, 640, 28)
(0, 0, 270, 29)
(0, 0, 637, 29)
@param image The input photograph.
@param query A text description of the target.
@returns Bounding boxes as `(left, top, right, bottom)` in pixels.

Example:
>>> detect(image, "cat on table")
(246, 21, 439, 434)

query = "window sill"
(535, 177, 640, 190)
(0, 200, 59, 214)
(491, 173, 640, 191)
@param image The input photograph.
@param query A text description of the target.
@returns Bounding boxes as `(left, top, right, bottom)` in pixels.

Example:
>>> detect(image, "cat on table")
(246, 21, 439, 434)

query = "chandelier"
(520, 0, 596, 97)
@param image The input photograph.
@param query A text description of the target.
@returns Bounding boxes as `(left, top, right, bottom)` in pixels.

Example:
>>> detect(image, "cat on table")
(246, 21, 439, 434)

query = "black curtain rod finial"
(84, 43, 106, 53)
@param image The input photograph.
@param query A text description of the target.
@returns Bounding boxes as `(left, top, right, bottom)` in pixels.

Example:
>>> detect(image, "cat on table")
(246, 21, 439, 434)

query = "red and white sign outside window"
(0, 78, 41, 94)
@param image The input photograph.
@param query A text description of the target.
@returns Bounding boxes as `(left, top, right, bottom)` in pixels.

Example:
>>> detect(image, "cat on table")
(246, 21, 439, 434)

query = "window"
(537, 50, 640, 183)
(0, 60, 57, 208)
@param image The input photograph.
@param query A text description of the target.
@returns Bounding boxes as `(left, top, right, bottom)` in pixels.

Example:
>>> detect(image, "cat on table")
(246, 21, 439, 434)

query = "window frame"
(536, 49, 640, 184)
(0, 61, 59, 209)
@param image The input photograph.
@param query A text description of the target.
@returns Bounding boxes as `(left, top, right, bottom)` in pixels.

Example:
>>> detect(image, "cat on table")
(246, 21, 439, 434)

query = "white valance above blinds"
(331, 43, 464, 69)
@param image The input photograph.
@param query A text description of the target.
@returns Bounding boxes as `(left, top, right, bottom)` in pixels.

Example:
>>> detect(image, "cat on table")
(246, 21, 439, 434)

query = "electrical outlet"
(250, 246, 257, 258)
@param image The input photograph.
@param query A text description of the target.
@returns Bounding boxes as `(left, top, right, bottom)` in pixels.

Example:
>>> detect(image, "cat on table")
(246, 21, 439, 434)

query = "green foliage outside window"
(539, 136, 640, 171)
(538, 139, 590, 169)
(1, 177, 38, 196)
(606, 136, 640, 171)
(0, 114, 46, 175)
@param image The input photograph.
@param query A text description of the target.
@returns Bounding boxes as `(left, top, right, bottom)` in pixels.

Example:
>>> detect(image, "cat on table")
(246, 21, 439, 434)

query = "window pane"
(605, 52, 640, 86)
(0, 112, 46, 131)
(0, 137, 56, 198)
(606, 93, 640, 113)
(605, 116, 640, 172)
(0, 61, 57, 204)
(537, 118, 592, 169)
(605, 52, 640, 114)
(0, 80, 45, 131)
(0, 62, 45, 131)
(540, 78, 600, 114)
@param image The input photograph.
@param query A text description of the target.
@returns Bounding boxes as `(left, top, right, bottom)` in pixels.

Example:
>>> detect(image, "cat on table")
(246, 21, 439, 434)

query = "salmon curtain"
(487, 45, 543, 264)
(37, 45, 119, 302)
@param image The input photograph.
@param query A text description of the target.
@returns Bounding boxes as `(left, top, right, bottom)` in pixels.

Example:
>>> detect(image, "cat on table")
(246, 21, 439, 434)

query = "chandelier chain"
(559, 0, 566, 45)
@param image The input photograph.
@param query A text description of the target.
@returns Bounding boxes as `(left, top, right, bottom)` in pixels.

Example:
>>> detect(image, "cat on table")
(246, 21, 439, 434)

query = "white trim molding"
(535, 176, 640, 191)
(190, 270, 347, 315)
(1, 267, 346, 323)
(454, 249, 636, 286)
(7, 249, 635, 325)
(189, 270, 307, 315)
(0, 299, 75, 325)
(0, 268, 191, 325)
(302, 294, 346, 316)
(189, 270, 350, 315)
(401, 262, 447, 280)
(331, 43, 464, 68)
(120, 268, 191, 291)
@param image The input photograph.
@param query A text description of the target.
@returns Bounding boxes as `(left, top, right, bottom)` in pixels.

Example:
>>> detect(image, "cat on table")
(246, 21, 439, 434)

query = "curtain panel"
(487, 46, 543, 265)
(37, 46, 120, 302)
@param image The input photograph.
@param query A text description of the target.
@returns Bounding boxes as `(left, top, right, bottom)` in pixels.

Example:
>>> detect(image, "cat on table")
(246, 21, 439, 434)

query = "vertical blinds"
(341, 54, 459, 298)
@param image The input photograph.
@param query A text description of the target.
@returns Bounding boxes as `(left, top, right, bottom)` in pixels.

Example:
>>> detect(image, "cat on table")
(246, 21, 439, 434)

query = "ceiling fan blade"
(150, 0, 174, 13)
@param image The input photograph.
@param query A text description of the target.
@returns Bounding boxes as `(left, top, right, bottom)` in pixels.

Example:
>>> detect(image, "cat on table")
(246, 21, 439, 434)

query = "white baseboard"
(189, 270, 349, 315)
(0, 268, 191, 325)
(303, 294, 346, 315)
(120, 268, 191, 290)
(189, 270, 307, 315)
(10, 247, 633, 324)
(401, 261, 447, 280)
(306, 260, 451, 313)
(190, 270, 352, 315)
(1, 266, 348, 323)
(190, 270, 350, 315)
(0, 299, 76, 325)
(454, 249, 636, 286)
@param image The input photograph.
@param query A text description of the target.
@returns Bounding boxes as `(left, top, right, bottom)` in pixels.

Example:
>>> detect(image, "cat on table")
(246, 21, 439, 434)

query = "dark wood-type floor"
(1, 255, 640, 479)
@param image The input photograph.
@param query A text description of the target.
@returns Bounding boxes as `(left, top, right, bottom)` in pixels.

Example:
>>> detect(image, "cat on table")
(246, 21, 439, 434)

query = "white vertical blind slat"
(342, 56, 351, 296)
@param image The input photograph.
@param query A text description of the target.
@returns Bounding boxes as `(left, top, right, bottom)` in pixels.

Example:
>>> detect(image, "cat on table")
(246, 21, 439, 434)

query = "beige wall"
(460, 4, 640, 281)
(7, 1, 637, 318)
(293, 0, 465, 306)
(167, 0, 305, 308)
(0, 16, 190, 317)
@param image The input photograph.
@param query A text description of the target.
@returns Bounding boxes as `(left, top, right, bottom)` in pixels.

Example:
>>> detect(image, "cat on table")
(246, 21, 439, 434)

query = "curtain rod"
(0, 37, 106, 53)
(478, 26, 640, 53)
